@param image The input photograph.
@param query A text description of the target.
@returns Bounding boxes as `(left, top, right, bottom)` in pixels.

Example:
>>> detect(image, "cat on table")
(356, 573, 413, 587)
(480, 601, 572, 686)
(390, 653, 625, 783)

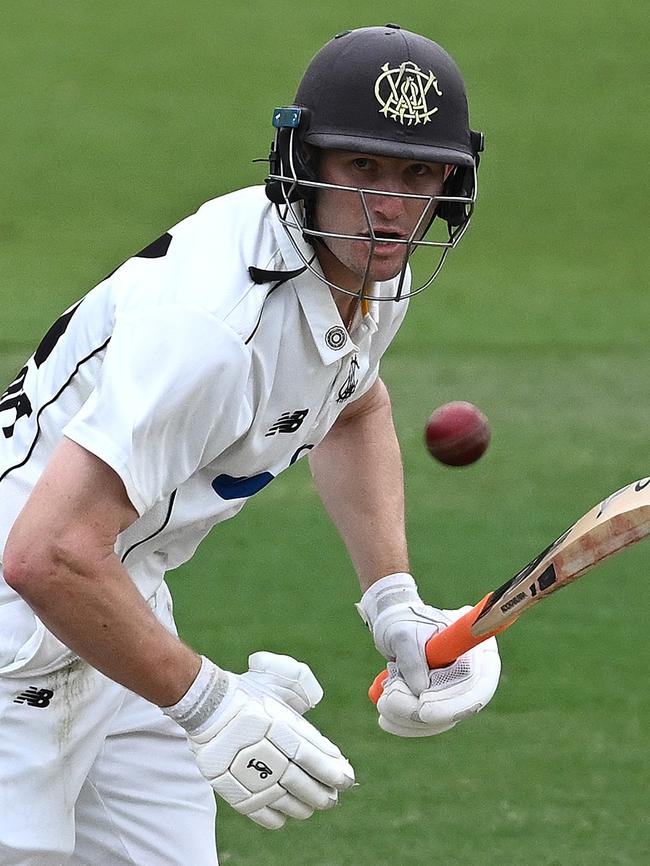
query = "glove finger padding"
(279, 762, 338, 810)
(419, 637, 500, 726)
(377, 671, 456, 737)
(273, 792, 315, 820)
(377, 635, 501, 738)
(241, 651, 324, 715)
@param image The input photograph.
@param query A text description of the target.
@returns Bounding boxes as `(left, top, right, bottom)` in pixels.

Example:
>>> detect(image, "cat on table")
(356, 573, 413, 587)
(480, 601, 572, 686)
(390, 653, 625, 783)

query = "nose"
(368, 187, 406, 223)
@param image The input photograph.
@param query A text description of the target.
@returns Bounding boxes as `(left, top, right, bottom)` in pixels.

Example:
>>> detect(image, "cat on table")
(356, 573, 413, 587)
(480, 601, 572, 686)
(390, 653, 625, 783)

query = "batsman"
(0, 25, 500, 864)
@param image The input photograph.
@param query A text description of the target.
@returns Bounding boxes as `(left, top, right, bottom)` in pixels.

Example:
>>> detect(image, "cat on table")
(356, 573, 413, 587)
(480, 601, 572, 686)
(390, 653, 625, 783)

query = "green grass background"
(2, 2, 649, 863)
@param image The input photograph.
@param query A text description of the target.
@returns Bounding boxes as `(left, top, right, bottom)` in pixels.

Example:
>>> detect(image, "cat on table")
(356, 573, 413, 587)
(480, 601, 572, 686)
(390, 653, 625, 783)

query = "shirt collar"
(294, 267, 359, 366)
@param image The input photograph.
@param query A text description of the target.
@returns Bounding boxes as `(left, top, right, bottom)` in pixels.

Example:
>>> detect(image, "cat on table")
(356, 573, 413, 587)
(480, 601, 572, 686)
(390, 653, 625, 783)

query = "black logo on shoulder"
(337, 355, 359, 402)
(14, 687, 54, 708)
(265, 409, 309, 436)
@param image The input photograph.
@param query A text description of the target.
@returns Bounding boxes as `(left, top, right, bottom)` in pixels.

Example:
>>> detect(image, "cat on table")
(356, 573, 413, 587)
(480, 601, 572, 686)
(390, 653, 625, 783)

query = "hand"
(377, 624, 500, 736)
(163, 653, 355, 829)
(357, 573, 501, 736)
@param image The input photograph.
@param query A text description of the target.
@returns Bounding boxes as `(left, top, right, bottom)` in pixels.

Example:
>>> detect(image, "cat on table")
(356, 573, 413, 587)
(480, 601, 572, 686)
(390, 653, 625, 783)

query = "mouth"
(361, 230, 407, 256)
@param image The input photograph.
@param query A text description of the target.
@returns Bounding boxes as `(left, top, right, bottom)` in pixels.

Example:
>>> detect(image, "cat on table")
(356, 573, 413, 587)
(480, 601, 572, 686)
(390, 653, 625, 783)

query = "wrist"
(161, 656, 232, 735)
(356, 572, 420, 626)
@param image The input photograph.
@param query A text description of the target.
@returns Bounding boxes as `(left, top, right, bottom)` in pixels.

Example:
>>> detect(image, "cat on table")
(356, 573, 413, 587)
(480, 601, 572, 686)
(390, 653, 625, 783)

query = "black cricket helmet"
(265, 24, 484, 301)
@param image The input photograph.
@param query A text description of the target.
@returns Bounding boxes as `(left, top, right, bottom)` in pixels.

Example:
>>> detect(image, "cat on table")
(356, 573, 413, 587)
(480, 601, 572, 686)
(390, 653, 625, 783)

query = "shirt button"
(325, 326, 347, 350)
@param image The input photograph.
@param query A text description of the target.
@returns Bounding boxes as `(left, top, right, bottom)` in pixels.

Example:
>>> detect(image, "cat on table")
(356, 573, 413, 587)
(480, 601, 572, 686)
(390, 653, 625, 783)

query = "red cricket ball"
(424, 401, 491, 466)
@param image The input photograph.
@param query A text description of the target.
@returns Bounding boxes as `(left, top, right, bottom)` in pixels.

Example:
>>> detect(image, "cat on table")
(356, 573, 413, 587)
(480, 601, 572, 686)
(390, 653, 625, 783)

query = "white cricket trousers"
(0, 588, 218, 865)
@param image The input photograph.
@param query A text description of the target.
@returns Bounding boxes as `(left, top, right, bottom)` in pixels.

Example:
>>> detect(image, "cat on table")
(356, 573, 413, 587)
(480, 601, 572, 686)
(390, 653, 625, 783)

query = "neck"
(315, 242, 373, 331)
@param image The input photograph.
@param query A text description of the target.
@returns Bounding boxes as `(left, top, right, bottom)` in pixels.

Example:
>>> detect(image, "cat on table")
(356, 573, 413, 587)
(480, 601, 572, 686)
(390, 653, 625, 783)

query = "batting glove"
(357, 573, 501, 736)
(162, 652, 355, 829)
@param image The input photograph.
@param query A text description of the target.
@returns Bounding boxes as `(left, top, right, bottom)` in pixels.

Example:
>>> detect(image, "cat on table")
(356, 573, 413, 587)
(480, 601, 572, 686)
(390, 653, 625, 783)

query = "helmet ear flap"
(265, 107, 317, 205)
(436, 165, 474, 227)
(436, 130, 484, 228)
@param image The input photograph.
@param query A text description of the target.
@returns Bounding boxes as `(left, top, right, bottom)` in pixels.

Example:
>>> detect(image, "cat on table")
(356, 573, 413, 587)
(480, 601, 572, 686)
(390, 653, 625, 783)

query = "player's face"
(313, 150, 447, 291)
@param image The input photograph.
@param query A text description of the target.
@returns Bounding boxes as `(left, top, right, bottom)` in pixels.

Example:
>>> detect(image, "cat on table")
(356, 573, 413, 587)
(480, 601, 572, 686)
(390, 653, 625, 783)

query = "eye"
(408, 163, 432, 177)
(352, 157, 372, 170)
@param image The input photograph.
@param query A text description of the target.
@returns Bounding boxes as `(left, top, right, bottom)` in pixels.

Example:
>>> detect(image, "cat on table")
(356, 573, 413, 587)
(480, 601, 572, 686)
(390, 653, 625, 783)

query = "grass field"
(2, 2, 649, 864)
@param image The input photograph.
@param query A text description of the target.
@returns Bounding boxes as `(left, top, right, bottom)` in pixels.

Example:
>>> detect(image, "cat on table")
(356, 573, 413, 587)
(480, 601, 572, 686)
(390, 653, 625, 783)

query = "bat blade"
(368, 478, 650, 705)
(470, 477, 650, 639)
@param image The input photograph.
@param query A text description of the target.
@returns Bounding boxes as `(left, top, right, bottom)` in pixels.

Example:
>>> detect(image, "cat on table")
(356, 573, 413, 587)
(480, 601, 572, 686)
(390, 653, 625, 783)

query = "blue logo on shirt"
(211, 472, 275, 500)
(211, 445, 315, 500)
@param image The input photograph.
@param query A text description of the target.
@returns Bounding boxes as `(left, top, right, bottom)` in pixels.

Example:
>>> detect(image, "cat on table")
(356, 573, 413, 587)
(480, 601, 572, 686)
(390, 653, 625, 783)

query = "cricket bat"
(369, 477, 650, 704)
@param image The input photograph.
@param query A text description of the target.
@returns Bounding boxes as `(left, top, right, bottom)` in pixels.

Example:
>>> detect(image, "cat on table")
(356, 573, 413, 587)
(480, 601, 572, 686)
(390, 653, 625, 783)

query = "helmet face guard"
(264, 26, 484, 302)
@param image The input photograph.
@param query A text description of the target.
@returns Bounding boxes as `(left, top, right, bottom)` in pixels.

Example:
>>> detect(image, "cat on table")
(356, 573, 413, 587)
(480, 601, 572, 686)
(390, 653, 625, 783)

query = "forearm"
(3, 438, 200, 706)
(13, 553, 201, 706)
(309, 378, 409, 590)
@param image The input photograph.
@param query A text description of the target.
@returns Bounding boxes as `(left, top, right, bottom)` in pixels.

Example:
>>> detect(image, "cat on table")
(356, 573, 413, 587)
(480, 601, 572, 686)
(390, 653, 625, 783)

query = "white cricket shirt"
(0, 185, 410, 672)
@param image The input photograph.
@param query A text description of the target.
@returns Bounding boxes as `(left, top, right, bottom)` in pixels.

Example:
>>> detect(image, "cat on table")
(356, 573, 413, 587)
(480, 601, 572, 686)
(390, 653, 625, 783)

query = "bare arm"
(308, 377, 409, 592)
(2, 438, 200, 706)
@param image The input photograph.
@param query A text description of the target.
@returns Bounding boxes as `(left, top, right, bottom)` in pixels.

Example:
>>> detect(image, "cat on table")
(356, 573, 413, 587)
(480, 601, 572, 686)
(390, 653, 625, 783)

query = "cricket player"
(0, 25, 501, 865)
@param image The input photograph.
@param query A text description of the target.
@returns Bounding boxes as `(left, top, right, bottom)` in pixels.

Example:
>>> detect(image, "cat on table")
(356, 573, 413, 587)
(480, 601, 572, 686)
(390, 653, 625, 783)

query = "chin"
(367, 263, 403, 283)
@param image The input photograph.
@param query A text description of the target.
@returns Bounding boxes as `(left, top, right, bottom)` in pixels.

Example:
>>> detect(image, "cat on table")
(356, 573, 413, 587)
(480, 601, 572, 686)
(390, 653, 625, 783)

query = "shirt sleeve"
(63, 305, 252, 515)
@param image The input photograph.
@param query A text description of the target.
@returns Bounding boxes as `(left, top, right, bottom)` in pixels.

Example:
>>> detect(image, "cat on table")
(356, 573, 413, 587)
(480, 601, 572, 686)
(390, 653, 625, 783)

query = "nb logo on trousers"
(14, 687, 54, 708)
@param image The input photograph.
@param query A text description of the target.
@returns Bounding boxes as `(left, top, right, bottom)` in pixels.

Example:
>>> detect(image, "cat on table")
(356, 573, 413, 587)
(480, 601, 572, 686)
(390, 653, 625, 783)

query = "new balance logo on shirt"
(265, 409, 309, 436)
(14, 687, 54, 708)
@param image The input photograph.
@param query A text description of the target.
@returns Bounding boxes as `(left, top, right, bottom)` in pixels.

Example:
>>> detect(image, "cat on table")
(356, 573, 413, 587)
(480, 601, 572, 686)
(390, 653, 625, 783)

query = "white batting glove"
(357, 573, 501, 737)
(377, 623, 501, 737)
(162, 652, 355, 829)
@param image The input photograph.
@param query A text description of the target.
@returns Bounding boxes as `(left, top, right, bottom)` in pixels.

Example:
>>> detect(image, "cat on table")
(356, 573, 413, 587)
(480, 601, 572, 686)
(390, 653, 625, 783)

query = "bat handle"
(368, 594, 506, 705)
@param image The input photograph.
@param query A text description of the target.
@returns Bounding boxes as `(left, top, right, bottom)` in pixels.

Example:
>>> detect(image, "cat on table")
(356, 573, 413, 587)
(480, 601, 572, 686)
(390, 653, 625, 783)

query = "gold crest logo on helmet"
(374, 61, 443, 126)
